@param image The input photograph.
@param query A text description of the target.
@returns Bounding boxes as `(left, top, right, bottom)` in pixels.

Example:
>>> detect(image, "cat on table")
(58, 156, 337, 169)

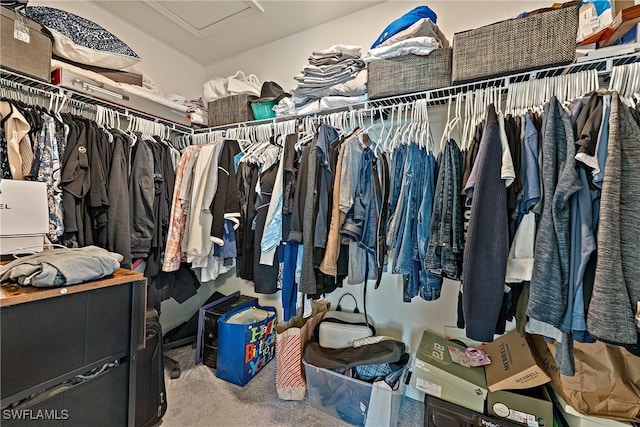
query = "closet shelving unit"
(2, 51, 638, 139)
(195, 51, 640, 134)
(0, 67, 195, 136)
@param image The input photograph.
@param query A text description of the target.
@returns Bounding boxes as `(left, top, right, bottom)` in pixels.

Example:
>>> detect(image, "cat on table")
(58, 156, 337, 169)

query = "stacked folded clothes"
(364, 18, 450, 63)
(292, 44, 368, 109)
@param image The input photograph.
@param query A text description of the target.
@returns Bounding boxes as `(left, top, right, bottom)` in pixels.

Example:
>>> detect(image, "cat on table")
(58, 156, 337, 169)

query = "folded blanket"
(364, 36, 441, 63)
(378, 18, 449, 49)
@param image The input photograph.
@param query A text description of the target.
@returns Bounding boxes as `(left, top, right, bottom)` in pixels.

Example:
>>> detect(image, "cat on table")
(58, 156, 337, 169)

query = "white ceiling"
(93, 0, 383, 66)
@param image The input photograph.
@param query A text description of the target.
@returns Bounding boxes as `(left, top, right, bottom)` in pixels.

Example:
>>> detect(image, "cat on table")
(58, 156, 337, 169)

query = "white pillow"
(25, 6, 141, 70)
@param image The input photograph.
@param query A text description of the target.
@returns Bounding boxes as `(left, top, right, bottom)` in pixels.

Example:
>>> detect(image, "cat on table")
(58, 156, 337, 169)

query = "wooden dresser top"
(0, 268, 145, 307)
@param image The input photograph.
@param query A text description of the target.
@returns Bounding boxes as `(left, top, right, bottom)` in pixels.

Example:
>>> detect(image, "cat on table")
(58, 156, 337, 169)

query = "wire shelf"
(3, 51, 638, 138)
(195, 51, 640, 134)
(0, 67, 194, 135)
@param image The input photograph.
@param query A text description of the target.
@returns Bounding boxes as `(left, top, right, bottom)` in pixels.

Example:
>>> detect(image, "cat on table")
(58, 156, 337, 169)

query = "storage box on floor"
(303, 360, 404, 427)
(197, 293, 258, 368)
(367, 48, 452, 99)
(0, 7, 52, 81)
(208, 94, 254, 127)
(451, 3, 580, 83)
(412, 330, 553, 427)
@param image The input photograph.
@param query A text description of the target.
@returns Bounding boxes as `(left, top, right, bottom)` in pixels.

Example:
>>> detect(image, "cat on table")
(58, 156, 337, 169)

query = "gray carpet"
(160, 346, 423, 427)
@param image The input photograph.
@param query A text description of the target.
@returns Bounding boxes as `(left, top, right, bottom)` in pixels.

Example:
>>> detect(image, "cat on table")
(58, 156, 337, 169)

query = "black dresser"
(0, 269, 146, 426)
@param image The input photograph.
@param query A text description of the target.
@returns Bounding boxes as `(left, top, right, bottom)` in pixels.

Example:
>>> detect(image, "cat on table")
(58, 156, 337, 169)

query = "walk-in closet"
(1, 1, 639, 426)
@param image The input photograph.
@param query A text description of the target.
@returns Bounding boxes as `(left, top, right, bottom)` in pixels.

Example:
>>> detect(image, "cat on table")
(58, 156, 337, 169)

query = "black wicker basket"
(368, 48, 452, 99)
(452, 5, 579, 84)
(207, 93, 254, 127)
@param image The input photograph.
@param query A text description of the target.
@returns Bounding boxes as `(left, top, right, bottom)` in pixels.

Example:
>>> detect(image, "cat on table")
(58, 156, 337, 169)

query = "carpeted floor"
(159, 345, 423, 427)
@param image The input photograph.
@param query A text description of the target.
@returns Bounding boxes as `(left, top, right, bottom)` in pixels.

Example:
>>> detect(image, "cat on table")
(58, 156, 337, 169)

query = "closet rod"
(196, 51, 640, 134)
(0, 68, 195, 136)
(0, 77, 64, 100)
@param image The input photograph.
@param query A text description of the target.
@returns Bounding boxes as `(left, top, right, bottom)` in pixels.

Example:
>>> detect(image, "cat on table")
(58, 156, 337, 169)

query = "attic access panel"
(147, 0, 264, 38)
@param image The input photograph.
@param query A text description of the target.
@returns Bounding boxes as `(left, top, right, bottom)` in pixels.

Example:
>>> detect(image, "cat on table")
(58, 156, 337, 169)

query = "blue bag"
(216, 303, 277, 386)
(370, 6, 438, 48)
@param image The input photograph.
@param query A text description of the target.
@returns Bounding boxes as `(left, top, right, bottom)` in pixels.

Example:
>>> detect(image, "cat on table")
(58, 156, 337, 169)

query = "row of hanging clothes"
(522, 63, 640, 376)
(0, 82, 190, 283)
(452, 65, 640, 377)
(162, 114, 395, 320)
(162, 62, 640, 376)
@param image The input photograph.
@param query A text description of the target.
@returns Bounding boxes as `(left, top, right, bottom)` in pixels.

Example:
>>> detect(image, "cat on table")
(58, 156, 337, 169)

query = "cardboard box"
(412, 330, 488, 413)
(484, 330, 551, 392)
(577, 1, 614, 43)
(0, 7, 52, 81)
(0, 180, 48, 255)
(488, 386, 554, 427)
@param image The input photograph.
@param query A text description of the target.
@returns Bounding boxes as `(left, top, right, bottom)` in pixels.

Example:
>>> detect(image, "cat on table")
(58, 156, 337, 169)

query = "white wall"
(30, 0, 205, 100)
(205, 0, 557, 93)
(177, 1, 555, 353)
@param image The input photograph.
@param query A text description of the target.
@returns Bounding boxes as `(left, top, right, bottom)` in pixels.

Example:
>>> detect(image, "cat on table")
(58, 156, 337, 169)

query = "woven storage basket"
(208, 94, 254, 127)
(368, 48, 452, 99)
(452, 5, 579, 84)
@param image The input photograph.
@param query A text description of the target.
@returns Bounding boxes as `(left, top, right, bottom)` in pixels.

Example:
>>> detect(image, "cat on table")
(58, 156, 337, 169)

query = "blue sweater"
(462, 105, 509, 342)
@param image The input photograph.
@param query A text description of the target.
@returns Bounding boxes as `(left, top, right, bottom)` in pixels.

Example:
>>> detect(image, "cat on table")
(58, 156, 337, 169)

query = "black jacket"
(210, 139, 241, 244)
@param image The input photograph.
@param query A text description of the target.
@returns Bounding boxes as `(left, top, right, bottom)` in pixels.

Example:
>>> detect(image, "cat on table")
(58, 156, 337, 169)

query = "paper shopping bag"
(529, 335, 640, 422)
(276, 301, 329, 400)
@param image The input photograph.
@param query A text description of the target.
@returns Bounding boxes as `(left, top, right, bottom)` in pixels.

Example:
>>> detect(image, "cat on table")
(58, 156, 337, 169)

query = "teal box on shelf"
(250, 101, 276, 120)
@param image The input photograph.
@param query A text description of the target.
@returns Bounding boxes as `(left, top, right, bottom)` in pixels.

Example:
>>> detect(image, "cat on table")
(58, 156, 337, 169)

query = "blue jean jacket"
(425, 139, 464, 280)
(341, 146, 376, 253)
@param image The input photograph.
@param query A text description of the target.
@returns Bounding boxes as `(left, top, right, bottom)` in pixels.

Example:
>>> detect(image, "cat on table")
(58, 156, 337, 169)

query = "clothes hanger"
(464, 90, 474, 149)
(450, 93, 463, 145)
(411, 99, 424, 147)
(362, 107, 376, 148)
(380, 105, 395, 153)
(414, 99, 426, 151)
(55, 94, 67, 123)
(371, 106, 385, 156)
(397, 101, 412, 148)
(440, 94, 454, 150)
(410, 101, 421, 150)
(402, 101, 416, 146)
(405, 102, 415, 148)
(387, 104, 401, 152)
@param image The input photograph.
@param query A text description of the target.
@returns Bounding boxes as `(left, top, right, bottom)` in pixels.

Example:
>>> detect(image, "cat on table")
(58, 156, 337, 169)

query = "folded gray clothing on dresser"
(0, 246, 124, 287)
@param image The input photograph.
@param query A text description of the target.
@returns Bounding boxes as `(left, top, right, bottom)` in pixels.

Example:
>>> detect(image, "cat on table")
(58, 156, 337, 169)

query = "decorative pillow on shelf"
(24, 6, 141, 70)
